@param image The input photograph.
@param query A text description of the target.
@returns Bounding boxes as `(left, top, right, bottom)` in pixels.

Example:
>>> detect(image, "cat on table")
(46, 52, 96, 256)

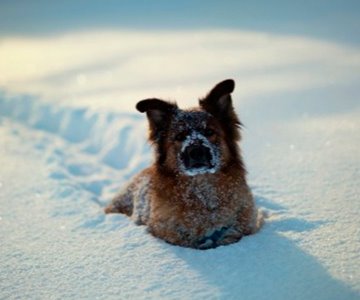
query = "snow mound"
(0, 94, 152, 201)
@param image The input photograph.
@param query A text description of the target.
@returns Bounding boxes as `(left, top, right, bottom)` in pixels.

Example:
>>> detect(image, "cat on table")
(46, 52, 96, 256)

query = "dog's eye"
(204, 128, 215, 137)
(175, 132, 187, 141)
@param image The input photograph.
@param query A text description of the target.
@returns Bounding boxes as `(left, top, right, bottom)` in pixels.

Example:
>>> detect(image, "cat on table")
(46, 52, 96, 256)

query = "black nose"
(188, 145, 205, 161)
(183, 145, 212, 169)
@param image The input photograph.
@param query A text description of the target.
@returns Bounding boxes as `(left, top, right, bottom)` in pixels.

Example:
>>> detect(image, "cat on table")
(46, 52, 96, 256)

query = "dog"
(105, 79, 262, 249)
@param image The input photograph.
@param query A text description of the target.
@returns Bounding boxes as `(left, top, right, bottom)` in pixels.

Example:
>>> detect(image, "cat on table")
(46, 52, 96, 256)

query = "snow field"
(1, 28, 359, 300)
(0, 93, 359, 299)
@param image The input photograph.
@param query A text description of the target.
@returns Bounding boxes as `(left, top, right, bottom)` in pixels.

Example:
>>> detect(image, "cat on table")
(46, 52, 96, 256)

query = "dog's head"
(136, 79, 243, 176)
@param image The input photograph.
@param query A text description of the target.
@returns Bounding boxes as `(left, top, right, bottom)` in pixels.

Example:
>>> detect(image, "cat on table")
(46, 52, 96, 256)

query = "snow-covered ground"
(0, 30, 359, 299)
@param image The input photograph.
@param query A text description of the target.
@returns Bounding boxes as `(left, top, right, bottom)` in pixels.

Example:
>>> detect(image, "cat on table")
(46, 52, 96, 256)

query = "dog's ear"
(199, 79, 241, 140)
(199, 79, 235, 119)
(136, 99, 177, 141)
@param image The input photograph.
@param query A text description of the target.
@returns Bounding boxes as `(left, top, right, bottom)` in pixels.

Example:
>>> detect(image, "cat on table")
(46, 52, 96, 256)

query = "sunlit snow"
(0, 29, 359, 299)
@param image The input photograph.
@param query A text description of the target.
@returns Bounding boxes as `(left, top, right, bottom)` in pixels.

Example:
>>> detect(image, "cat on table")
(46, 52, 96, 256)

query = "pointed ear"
(199, 79, 241, 141)
(199, 79, 236, 119)
(136, 99, 177, 141)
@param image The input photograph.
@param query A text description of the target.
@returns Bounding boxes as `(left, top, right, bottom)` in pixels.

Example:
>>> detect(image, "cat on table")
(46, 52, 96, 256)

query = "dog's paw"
(104, 204, 117, 214)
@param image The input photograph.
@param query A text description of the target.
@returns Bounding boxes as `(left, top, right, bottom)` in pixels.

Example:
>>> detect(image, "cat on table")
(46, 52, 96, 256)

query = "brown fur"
(105, 79, 262, 249)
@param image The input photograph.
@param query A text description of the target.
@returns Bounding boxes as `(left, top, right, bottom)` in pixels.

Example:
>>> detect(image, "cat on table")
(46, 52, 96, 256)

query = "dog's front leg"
(104, 185, 134, 216)
(105, 168, 152, 219)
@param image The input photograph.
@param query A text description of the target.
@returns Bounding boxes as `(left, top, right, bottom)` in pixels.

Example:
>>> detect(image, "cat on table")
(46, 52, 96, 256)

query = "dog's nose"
(183, 144, 212, 169)
(188, 145, 205, 161)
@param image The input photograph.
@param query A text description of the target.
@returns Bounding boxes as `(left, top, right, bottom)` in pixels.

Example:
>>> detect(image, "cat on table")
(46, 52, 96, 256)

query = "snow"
(1, 30, 360, 299)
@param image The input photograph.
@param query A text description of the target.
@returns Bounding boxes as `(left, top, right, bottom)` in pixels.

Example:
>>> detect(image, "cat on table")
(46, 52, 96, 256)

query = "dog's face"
(136, 79, 242, 176)
(168, 109, 222, 176)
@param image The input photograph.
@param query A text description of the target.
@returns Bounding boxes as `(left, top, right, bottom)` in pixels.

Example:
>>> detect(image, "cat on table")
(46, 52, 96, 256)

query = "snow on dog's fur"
(105, 79, 262, 249)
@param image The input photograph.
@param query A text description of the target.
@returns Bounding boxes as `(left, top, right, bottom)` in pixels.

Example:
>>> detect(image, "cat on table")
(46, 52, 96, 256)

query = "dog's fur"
(105, 79, 262, 249)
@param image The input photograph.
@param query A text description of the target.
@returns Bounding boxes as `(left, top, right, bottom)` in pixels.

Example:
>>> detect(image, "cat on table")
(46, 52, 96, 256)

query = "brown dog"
(105, 79, 262, 249)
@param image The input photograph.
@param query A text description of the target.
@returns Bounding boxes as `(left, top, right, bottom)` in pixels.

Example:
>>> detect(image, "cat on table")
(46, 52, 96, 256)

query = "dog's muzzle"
(181, 143, 213, 170)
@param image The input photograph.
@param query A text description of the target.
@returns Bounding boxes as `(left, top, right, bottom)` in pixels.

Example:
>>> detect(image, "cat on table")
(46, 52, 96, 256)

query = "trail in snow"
(0, 94, 152, 204)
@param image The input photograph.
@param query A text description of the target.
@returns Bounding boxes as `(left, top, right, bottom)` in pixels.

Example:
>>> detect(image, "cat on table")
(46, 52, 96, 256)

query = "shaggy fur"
(105, 79, 262, 249)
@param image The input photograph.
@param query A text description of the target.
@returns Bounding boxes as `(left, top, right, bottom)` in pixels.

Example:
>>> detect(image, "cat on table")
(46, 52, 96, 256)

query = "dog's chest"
(183, 178, 220, 211)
